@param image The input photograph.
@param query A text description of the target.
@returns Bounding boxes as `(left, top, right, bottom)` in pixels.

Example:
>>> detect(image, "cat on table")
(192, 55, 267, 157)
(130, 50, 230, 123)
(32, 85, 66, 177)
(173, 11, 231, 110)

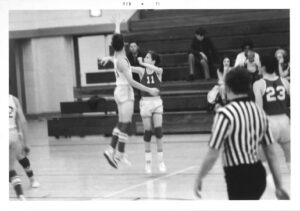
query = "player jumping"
(100, 16, 160, 169)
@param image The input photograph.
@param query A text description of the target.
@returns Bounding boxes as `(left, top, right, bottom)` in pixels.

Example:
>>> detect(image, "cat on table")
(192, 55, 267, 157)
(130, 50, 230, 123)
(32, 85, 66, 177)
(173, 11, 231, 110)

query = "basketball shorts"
(114, 85, 134, 105)
(140, 97, 163, 117)
(268, 114, 290, 144)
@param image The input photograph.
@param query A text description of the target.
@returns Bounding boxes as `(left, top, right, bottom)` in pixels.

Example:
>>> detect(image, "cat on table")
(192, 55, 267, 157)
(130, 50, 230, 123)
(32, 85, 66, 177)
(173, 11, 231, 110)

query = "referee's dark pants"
(224, 161, 266, 200)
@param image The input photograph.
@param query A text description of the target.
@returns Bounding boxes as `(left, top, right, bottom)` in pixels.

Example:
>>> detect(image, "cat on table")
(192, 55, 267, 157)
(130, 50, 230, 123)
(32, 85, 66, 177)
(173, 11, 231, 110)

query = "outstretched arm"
(98, 56, 113, 67)
(117, 59, 159, 96)
(111, 14, 125, 34)
(131, 66, 145, 80)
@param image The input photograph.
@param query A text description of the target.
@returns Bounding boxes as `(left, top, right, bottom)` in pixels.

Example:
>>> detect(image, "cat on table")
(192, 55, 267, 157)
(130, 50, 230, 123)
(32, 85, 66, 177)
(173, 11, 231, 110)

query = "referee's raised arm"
(194, 67, 289, 200)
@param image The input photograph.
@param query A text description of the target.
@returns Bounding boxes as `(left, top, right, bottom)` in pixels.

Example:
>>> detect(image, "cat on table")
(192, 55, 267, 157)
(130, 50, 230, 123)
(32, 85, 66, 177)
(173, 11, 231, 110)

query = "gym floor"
(9, 120, 290, 200)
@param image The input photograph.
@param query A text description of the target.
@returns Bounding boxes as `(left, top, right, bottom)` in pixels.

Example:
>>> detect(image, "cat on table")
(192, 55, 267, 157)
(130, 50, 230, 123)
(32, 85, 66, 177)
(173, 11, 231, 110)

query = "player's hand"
(194, 179, 202, 199)
(137, 57, 143, 64)
(275, 188, 289, 200)
(149, 88, 160, 96)
(111, 14, 125, 25)
(98, 57, 110, 67)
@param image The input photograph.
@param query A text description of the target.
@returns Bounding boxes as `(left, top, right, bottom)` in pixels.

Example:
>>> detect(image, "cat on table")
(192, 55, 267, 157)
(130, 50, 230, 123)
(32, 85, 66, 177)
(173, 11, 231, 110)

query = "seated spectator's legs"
(200, 58, 210, 79)
(188, 53, 196, 80)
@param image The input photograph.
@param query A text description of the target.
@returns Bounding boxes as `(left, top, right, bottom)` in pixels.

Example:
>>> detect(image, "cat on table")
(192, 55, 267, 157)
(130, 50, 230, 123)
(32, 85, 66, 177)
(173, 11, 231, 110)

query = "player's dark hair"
(129, 41, 139, 46)
(260, 56, 278, 74)
(148, 50, 160, 66)
(225, 67, 251, 95)
(111, 33, 124, 51)
(241, 39, 254, 50)
(219, 55, 232, 73)
(195, 27, 206, 36)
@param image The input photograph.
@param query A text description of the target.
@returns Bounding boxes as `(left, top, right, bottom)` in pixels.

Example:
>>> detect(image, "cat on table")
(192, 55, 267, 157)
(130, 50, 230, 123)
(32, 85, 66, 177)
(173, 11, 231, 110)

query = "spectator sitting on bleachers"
(275, 48, 290, 82)
(188, 27, 218, 81)
(234, 39, 260, 69)
(245, 49, 261, 84)
(207, 56, 232, 111)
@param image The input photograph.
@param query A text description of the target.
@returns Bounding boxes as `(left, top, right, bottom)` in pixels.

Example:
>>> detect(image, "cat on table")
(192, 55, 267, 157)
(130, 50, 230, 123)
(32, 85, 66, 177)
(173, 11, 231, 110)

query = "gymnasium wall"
(9, 10, 136, 115)
(9, 10, 136, 31)
(22, 37, 75, 114)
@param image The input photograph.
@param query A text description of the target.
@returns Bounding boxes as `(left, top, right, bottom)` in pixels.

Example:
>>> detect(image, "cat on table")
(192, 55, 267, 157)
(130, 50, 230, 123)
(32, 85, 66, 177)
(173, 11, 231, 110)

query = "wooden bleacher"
(47, 9, 289, 138)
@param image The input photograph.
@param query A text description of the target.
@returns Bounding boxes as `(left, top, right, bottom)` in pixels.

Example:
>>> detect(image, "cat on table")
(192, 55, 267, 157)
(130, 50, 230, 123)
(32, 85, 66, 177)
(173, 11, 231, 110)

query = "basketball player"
(130, 51, 166, 174)
(9, 95, 40, 199)
(101, 17, 160, 169)
(253, 56, 290, 171)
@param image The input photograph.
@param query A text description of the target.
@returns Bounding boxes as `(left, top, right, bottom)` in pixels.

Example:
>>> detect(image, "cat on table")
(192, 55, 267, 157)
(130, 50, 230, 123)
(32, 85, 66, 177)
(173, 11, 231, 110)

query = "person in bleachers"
(127, 41, 145, 99)
(275, 48, 290, 82)
(234, 39, 261, 69)
(127, 41, 145, 80)
(207, 56, 232, 111)
(245, 49, 262, 84)
(188, 27, 218, 81)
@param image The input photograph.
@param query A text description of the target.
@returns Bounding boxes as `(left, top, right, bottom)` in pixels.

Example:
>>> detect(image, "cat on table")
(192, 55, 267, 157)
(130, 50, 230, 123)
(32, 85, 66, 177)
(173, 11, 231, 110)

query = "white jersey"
(9, 95, 17, 129)
(114, 56, 132, 86)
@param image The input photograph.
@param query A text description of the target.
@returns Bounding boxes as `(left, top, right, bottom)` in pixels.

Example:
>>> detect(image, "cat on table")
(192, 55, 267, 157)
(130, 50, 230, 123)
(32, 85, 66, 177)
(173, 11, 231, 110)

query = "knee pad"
(119, 122, 132, 135)
(118, 122, 131, 142)
(154, 127, 163, 139)
(112, 127, 120, 137)
(144, 130, 152, 142)
(18, 157, 30, 169)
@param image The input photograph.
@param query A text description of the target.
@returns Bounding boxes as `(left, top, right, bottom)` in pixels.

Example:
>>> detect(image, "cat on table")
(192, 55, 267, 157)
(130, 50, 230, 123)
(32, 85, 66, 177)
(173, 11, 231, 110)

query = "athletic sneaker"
(18, 195, 26, 201)
(114, 152, 132, 167)
(158, 162, 166, 173)
(145, 161, 152, 174)
(30, 179, 40, 188)
(103, 147, 118, 169)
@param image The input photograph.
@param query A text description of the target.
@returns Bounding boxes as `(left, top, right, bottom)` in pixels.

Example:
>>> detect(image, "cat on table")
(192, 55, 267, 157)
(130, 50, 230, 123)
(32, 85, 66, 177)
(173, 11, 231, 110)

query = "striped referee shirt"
(209, 97, 275, 167)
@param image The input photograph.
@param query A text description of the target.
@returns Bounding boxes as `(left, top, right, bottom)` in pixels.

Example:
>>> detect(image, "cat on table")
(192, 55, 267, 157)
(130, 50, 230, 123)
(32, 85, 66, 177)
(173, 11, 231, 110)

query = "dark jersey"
(140, 69, 161, 97)
(262, 77, 288, 115)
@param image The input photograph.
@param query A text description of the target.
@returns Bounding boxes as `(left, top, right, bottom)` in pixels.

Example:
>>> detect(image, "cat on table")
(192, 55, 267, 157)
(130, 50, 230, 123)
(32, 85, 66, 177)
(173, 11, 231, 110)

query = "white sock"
(157, 152, 164, 162)
(145, 152, 152, 163)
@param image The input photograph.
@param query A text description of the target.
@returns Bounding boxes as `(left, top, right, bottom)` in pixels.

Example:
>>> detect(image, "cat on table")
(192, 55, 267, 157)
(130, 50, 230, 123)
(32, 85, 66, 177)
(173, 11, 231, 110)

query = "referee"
(194, 67, 289, 200)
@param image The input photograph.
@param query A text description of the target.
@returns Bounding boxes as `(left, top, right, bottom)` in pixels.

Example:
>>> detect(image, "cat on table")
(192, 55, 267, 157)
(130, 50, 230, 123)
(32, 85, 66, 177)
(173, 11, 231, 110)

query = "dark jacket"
(126, 50, 145, 67)
(189, 36, 218, 64)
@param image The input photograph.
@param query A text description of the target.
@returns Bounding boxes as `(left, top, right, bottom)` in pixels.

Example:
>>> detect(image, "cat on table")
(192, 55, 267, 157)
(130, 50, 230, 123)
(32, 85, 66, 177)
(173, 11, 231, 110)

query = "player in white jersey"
(9, 95, 40, 200)
(101, 17, 159, 169)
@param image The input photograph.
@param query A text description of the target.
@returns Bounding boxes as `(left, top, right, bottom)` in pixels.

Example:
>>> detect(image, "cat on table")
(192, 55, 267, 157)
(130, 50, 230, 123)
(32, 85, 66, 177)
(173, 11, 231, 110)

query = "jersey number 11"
(147, 76, 155, 84)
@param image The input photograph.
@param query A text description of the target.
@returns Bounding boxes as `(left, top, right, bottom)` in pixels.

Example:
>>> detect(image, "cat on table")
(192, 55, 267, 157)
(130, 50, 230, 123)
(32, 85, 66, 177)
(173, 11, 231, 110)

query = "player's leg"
(17, 152, 40, 188)
(114, 100, 134, 166)
(9, 134, 25, 200)
(278, 115, 291, 171)
(103, 108, 121, 168)
(280, 142, 290, 171)
(104, 88, 124, 168)
(142, 116, 152, 173)
(153, 110, 166, 173)
(140, 99, 153, 173)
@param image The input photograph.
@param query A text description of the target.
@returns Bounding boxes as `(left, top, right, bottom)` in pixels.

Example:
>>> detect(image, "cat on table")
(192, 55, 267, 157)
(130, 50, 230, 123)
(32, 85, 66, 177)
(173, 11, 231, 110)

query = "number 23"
(266, 86, 285, 102)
